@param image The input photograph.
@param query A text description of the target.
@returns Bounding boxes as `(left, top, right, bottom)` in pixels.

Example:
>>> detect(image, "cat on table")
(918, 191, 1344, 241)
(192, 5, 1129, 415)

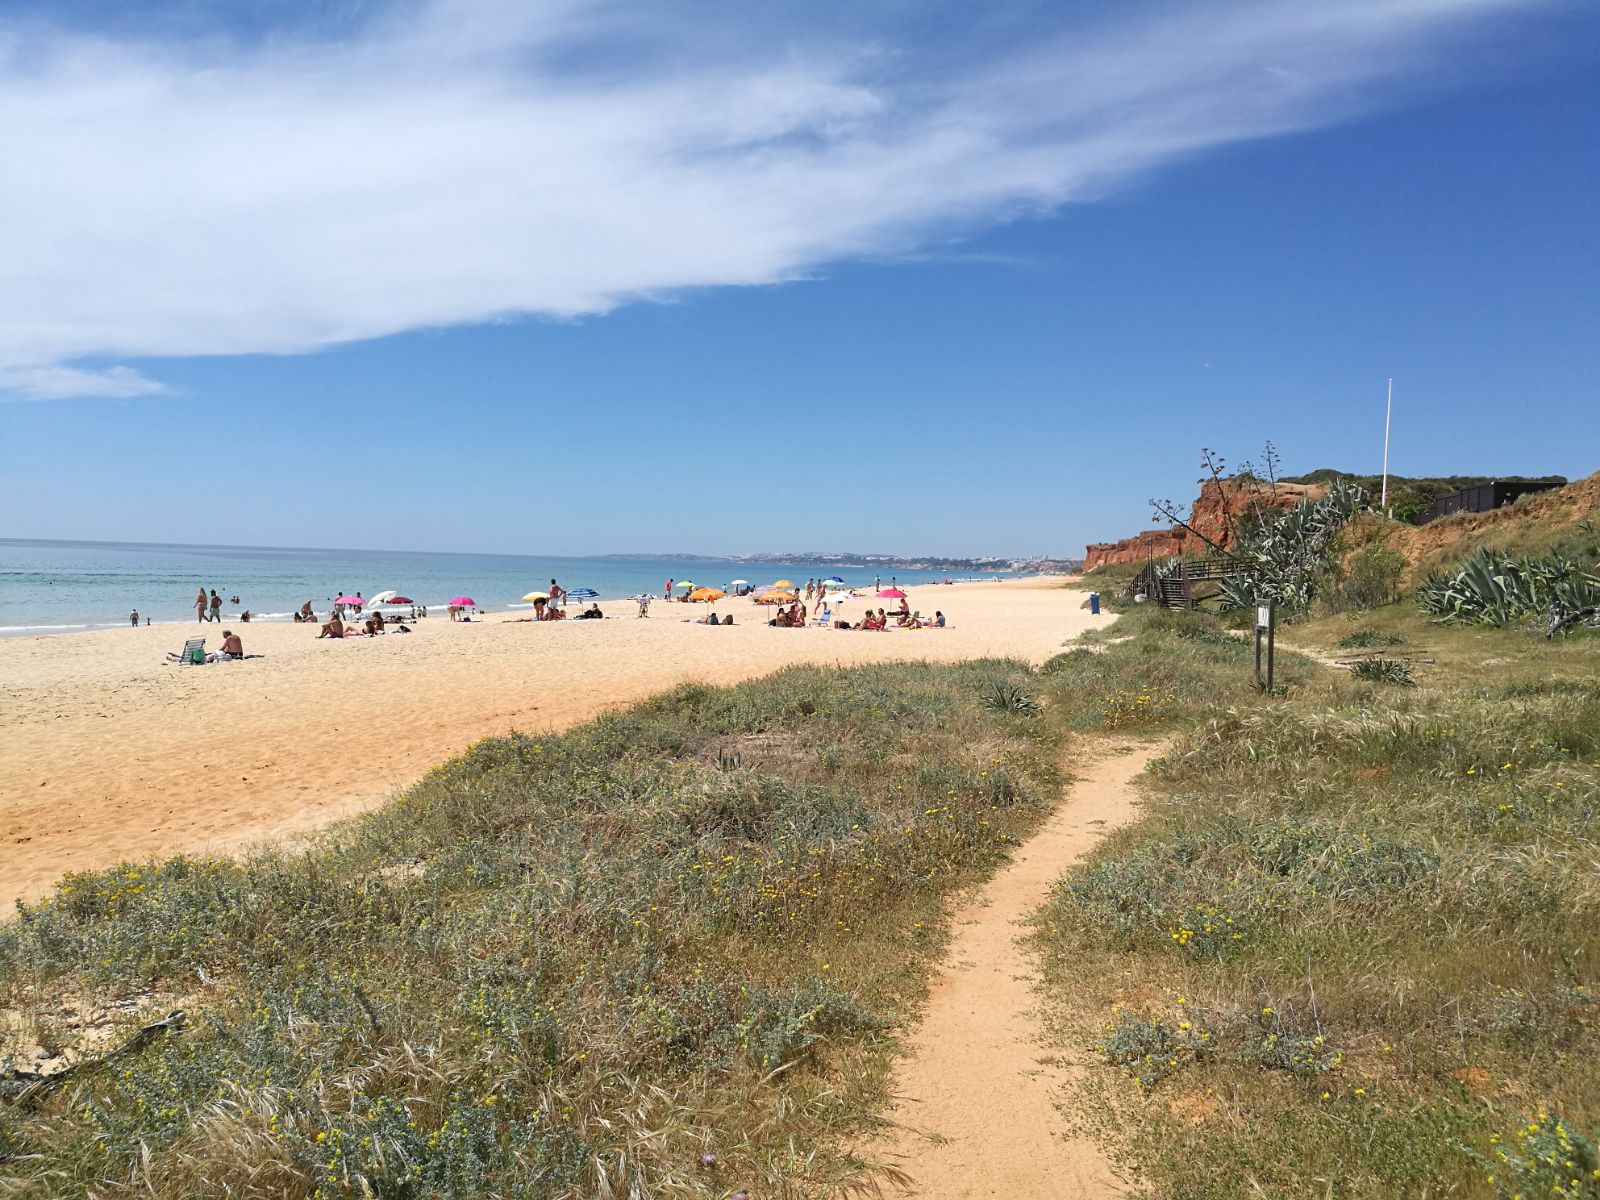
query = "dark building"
(1422, 480, 1562, 524)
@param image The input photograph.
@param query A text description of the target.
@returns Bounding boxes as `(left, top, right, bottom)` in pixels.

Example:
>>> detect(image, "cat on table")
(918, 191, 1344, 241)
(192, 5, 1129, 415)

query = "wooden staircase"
(1128, 558, 1254, 609)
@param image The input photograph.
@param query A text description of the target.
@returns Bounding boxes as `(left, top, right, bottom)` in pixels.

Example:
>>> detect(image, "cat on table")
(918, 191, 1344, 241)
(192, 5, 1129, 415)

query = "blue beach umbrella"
(567, 588, 599, 599)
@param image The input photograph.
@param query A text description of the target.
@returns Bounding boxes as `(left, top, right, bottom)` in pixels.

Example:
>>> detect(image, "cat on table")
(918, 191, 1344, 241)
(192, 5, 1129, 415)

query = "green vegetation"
(0, 661, 1060, 1198)
(1419, 545, 1600, 634)
(1348, 656, 1416, 686)
(7, 525, 1597, 1200)
(1035, 598, 1600, 1199)
(1337, 628, 1407, 648)
(1217, 479, 1367, 615)
(1283, 469, 1568, 526)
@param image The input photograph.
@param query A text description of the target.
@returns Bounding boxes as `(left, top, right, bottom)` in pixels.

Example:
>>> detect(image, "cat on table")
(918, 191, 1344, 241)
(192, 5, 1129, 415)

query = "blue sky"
(0, 0, 1595, 558)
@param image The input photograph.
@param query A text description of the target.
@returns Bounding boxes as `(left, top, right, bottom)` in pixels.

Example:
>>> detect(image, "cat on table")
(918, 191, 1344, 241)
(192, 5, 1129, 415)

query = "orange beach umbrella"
(688, 588, 726, 602)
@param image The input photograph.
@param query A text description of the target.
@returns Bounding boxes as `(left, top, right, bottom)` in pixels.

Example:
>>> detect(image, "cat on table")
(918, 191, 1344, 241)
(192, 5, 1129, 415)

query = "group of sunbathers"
(768, 604, 808, 627)
(318, 610, 404, 638)
(839, 606, 946, 631)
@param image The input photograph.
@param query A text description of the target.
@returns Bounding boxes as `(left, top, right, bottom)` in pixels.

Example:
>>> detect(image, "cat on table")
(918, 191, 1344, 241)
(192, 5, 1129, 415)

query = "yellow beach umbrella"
(760, 589, 796, 603)
(771, 579, 795, 589)
(688, 587, 726, 602)
(522, 591, 550, 602)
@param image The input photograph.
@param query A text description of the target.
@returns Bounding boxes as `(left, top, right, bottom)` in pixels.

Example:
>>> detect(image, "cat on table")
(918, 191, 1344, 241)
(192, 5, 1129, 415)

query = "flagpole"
(1380, 378, 1392, 512)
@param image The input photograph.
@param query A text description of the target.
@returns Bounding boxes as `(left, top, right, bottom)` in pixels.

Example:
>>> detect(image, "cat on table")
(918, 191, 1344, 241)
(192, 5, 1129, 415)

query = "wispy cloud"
(0, 364, 167, 402)
(0, 0, 1545, 398)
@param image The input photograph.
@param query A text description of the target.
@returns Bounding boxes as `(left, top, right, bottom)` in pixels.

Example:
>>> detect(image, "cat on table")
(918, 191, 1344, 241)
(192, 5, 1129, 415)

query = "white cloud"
(0, 364, 167, 401)
(0, 0, 1544, 399)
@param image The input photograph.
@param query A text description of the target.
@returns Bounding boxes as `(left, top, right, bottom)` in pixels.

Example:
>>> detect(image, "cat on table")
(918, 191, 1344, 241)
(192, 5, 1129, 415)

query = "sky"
(0, 0, 1595, 559)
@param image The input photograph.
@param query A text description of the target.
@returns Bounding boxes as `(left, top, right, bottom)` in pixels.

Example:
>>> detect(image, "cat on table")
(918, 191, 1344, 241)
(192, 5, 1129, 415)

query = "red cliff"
(1084, 479, 1326, 571)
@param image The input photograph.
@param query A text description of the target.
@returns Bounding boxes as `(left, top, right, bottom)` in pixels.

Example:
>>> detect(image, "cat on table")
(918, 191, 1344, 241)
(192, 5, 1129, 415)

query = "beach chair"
(167, 636, 205, 665)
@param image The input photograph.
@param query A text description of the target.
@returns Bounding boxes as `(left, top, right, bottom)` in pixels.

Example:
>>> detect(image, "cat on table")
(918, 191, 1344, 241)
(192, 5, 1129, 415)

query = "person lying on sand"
(318, 616, 345, 639)
(541, 605, 567, 622)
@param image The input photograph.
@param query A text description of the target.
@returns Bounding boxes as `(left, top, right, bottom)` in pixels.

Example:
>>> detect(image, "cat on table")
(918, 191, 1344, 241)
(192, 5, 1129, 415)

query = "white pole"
(1380, 378, 1392, 511)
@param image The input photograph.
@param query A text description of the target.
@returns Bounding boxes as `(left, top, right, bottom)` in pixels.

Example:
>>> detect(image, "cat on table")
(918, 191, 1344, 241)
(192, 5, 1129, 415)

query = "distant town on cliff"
(599, 551, 1081, 572)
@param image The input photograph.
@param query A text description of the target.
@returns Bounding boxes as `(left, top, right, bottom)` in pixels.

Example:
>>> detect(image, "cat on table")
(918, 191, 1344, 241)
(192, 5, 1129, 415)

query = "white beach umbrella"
(368, 590, 398, 607)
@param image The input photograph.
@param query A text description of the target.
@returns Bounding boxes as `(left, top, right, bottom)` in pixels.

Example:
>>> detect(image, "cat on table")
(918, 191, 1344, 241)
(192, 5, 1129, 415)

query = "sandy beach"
(0, 578, 1103, 905)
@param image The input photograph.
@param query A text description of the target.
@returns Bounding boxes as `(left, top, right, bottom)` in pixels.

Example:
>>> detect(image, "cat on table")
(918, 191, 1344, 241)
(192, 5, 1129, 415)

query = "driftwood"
(1, 1009, 186, 1106)
(1547, 604, 1600, 638)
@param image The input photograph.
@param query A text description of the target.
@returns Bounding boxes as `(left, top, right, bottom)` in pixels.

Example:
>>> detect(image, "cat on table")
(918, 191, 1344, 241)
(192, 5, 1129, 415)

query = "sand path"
(879, 741, 1156, 1198)
(0, 579, 1105, 905)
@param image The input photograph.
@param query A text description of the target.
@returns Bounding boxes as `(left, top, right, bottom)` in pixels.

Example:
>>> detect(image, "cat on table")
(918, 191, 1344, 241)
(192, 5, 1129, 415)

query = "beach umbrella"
(522, 591, 550, 602)
(389, 596, 413, 605)
(877, 588, 908, 599)
(675, 580, 695, 589)
(758, 590, 796, 603)
(335, 594, 363, 604)
(824, 576, 845, 583)
(449, 596, 476, 607)
(367, 590, 397, 606)
(567, 588, 599, 599)
(772, 579, 795, 588)
(688, 587, 725, 602)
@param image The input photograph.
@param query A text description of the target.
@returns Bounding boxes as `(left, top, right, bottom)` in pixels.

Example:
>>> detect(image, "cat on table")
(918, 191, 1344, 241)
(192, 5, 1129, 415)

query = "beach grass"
(0, 659, 1061, 1198)
(1032, 601, 1600, 1198)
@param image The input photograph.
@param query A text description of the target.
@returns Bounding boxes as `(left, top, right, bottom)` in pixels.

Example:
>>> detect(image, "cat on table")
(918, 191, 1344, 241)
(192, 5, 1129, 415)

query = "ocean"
(0, 539, 1002, 635)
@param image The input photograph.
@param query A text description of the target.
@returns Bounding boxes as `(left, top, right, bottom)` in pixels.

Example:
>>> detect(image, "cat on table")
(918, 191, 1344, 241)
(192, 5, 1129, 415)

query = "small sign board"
(1256, 604, 1272, 629)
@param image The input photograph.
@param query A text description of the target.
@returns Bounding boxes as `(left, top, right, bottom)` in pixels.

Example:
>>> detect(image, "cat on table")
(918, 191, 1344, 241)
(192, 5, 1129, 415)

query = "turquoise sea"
(0, 539, 1001, 635)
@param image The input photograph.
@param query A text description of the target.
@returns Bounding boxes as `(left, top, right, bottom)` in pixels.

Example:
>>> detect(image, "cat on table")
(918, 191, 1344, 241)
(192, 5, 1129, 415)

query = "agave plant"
(1219, 480, 1367, 614)
(980, 682, 1042, 716)
(1419, 546, 1600, 631)
(1350, 658, 1416, 687)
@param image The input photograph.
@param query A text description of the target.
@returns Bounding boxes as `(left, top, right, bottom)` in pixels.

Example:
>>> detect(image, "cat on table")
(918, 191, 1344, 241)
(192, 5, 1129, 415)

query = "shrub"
(1099, 1013, 1207, 1088)
(1330, 541, 1407, 612)
(1351, 658, 1416, 687)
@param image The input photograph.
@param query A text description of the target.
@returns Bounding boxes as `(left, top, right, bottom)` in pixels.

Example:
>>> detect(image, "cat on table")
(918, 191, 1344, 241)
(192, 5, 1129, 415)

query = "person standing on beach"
(874, 575, 880, 592)
(550, 578, 563, 608)
(195, 587, 208, 622)
(130, 608, 139, 626)
(209, 590, 223, 623)
(665, 578, 673, 600)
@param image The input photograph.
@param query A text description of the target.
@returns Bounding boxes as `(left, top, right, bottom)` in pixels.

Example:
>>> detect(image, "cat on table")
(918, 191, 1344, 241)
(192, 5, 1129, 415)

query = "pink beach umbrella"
(335, 594, 364, 604)
(448, 596, 476, 607)
(877, 588, 908, 599)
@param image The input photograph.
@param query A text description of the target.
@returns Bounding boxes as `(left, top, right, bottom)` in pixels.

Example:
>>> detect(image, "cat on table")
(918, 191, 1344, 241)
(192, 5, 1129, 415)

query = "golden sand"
(0, 577, 1103, 905)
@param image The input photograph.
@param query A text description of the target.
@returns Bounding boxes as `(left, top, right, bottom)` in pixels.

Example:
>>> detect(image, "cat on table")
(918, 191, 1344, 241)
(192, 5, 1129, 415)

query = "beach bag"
(190, 647, 206, 664)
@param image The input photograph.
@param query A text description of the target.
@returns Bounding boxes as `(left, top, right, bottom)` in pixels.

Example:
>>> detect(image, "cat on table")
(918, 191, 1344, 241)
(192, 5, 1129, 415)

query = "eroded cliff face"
(1084, 479, 1326, 571)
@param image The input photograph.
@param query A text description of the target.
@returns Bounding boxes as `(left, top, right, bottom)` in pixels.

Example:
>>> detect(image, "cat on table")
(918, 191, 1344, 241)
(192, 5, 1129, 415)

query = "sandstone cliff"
(1084, 479, 1327, 571)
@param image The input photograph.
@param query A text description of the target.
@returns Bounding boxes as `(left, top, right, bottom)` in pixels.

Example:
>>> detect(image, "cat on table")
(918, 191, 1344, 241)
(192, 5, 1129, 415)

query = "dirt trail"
(878, 741, 1158, 1199)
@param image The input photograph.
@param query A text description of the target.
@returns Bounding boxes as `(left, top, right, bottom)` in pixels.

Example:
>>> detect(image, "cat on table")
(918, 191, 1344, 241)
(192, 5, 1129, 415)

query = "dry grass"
(0, 659, 1063, 1199)
(1032, 600, 1600, 1199)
